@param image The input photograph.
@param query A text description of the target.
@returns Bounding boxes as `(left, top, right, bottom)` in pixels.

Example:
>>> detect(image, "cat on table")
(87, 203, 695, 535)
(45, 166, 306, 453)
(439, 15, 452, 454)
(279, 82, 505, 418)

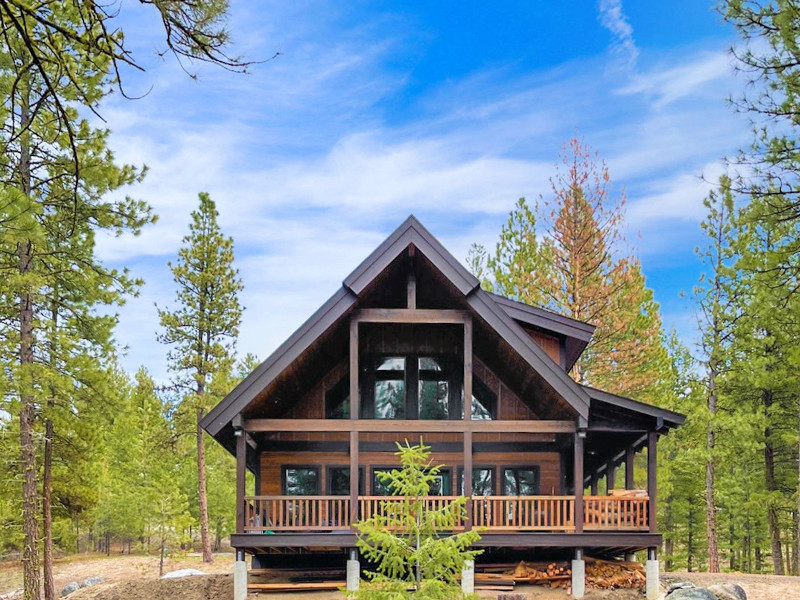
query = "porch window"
(327, 466, 364, 495)
(282, 466, 320, 495)
(374, 357, 406, 419)
(459, 467, 495, 496)
(418, 357, 452, 419)
(325, 377, 349, 419)
(372, 466, 452, 495)
(503, 467, 540, 495)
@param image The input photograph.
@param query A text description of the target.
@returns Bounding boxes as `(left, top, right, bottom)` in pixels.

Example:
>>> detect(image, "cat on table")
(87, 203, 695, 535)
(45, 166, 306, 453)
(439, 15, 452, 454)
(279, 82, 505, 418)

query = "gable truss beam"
(243, 418, 576, 434)
(353, 308, 470, 324)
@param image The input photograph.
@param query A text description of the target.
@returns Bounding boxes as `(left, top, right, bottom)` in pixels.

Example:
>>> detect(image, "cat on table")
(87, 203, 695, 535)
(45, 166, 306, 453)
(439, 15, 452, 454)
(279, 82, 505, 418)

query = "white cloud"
(597, 0, 639, 70)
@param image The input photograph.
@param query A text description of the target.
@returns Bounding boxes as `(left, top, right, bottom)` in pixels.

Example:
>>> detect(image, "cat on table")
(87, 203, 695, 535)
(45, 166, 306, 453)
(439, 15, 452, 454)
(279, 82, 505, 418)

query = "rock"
(667, 582, 696, 593)
(60, 582, 80, 597)
(0, 589, 23, 600)
(708, 584, 747, 600)
(81, 576, 103, 588)
(160, 568, 207, 579)
(666, 589, 717, 600)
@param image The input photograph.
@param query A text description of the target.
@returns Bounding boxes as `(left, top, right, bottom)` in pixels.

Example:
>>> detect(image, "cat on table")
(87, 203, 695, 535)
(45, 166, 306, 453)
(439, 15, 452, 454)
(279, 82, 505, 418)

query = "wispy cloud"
(95, 3, 744, 381)
(597, 0, 639, 70)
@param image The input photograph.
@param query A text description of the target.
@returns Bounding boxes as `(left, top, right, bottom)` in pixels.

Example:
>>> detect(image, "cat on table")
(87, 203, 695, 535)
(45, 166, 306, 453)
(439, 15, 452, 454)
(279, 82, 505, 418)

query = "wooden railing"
(244, 496, 351, 532)
(584, 496, 649, 530)
(471, 496, 575, 531)
(242, 495, 648, 533)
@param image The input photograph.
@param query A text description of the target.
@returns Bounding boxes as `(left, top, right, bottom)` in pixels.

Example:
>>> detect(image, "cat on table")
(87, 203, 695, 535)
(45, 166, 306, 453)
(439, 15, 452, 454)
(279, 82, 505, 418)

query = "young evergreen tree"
(352, 441, 481, 600)
(694, 176, 740, 572)
(157, 192, 243, 563)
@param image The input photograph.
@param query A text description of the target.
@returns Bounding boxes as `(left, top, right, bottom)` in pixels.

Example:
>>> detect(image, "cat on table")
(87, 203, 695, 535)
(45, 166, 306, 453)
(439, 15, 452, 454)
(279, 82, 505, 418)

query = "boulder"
(81, 576, 104, 588)
(666, 589, 717, 600)
(667, 582, 696, 594)
(708, 583, 747, 600)
(60, 582, 80, 597)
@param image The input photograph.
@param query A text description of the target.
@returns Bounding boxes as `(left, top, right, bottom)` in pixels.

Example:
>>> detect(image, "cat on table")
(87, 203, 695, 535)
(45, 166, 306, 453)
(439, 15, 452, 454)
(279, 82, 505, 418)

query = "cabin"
(201, 216, 684, 599)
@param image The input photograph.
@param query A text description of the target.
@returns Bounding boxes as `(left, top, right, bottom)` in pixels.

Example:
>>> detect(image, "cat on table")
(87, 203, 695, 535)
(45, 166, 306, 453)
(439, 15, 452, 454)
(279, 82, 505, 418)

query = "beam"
(243, 419, 576, 433)
(464, 317, 473, 529)
(349, 318, 359, 528)
(236, 429, 246, 533)
(353, 308, 470, 324)
(647, 432, 657, 534)
(607, 461, 615, 490)
(574, 433, 584, 533)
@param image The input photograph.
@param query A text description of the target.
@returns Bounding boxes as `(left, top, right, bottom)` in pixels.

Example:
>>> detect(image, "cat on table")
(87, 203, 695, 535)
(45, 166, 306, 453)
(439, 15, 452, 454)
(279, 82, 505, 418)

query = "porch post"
(625, 445, 635, 490)
(235, 427, 246, 534)
(573, 431, 584, 533)
(646, 547, 659, 600)
(606, 461, 615, 491)
(234, 548, 247, 600)
(571, 548, 585, 599)
(647, 432, 657, 534)
(463, 318, 473, 529)
(590, 476, 598, 497)
(349, 318, 360, 528)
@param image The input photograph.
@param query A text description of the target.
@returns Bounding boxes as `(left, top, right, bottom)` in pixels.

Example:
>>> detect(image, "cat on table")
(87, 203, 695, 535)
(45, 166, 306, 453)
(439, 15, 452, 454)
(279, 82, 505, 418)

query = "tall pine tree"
(158, 192, 243, 564)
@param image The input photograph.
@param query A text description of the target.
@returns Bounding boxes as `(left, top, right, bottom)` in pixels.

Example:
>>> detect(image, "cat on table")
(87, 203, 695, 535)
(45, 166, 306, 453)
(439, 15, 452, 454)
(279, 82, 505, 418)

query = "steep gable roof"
(202, 215, 592, 437)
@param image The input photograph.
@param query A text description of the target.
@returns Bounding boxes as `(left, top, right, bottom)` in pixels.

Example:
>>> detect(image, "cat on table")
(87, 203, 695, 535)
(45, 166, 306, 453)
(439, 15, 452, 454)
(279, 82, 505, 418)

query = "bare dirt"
(2, 555, 799, 600)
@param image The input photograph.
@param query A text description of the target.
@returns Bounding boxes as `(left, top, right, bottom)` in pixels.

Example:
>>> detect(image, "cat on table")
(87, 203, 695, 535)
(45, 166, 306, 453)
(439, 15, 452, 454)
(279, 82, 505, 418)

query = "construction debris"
(482, 557, 646, 590)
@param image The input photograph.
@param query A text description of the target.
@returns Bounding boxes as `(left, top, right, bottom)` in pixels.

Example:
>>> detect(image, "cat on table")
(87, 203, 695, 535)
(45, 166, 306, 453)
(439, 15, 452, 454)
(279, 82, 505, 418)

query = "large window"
(327, 467, 364, 495)
(503, 467, 540, 496)
(459, 467, 495, 496)
(328, 355, 497, 421)
(372, 466, 452, 496)
(282, 466, 320, 495)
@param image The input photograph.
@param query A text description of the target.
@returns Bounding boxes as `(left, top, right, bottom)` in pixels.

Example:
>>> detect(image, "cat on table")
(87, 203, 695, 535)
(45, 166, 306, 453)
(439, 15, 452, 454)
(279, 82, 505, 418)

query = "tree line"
(1, 3, 800, 600)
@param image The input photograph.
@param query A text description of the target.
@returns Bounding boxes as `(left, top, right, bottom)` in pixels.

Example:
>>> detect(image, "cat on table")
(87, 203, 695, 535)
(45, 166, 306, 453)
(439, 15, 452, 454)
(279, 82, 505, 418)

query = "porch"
(242, 493, 649, 534)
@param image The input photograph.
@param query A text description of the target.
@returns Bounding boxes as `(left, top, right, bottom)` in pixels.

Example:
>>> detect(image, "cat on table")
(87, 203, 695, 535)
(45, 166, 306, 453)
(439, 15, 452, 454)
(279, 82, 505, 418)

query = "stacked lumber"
(585, 557, 645, 589)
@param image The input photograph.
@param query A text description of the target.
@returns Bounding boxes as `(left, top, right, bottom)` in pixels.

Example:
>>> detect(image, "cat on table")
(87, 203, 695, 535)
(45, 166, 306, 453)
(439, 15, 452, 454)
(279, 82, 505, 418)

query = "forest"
(0, 3, 800, 600)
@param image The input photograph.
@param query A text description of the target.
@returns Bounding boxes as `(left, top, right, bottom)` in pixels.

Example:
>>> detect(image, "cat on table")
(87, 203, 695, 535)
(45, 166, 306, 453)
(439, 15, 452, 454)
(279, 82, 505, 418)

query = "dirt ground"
(2, 555, 799, 600)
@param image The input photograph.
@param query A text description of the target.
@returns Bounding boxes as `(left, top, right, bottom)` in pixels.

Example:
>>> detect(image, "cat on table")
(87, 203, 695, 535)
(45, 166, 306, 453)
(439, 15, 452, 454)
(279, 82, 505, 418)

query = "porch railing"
(243, 495, 648, 533)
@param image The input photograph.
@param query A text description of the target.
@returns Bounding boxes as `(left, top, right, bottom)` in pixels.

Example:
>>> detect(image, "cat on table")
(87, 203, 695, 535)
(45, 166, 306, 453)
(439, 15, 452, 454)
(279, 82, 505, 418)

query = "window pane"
(429, 470, 451, 496)
(419, 379, 449, 419)
(460, 468, 493, 496)
(284, 468, 318, 495)
(329, 468, 349, 496)
(375, 380, 405, 419)
(419, 357, 443, 371)
(373, 469, 396, 496)
(503, 468, 539, 496)
(471, 395, 493, 420)
(377, 357, 405, 371)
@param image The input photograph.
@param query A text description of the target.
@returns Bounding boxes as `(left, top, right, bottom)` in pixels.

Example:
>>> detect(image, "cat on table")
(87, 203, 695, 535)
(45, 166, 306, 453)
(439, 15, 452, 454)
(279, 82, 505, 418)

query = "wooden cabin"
(201, 216, 684, 589)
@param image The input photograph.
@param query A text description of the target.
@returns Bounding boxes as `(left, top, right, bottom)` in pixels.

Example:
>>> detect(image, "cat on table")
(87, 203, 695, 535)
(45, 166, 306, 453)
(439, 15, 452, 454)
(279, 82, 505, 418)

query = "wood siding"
(258, 450, 563, 496)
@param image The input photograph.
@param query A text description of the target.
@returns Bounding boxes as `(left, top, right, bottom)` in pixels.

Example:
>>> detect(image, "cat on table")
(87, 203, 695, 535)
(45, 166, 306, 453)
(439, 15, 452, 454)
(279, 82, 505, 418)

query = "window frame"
(371, 465, 453, 496)
(501, 465, 541, 496)
(281, 465, 321, 496)
(326, 466, 365, 495)
(457, 465, 496, 496)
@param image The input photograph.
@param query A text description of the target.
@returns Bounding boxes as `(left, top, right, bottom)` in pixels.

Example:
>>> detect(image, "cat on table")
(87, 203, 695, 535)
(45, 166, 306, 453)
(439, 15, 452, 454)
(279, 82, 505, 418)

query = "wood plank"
(647, 431, 657, 534)
(353, 308, 470, 324)
(625, 446, 635, 490)
(244, 418, 576, 433)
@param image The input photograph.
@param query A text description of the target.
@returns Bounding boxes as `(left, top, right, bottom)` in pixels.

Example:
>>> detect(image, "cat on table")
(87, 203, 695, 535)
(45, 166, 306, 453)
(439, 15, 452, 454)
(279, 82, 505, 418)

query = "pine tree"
(694, 176, 740, 572)
(476, 138, 667, 400)
(157, 192, 243, 564)
(352, 441, 481, 600)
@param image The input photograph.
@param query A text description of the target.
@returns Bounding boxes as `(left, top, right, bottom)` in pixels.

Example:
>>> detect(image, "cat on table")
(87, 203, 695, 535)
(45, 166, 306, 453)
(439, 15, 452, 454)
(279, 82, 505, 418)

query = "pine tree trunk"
(43, 412, 55, 600)
(664, 490, 674, 571)
(764, 388, 784, 574)
(705, 371, 720, 572)
(688, 500, 694, 572)
(796, 386, 800, 576)
(18, 80, 41, 600)
(197, 408, 213, 563)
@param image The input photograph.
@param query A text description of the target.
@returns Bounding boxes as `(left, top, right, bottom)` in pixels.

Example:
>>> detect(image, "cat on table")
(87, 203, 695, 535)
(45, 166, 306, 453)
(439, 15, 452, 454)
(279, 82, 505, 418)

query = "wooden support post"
(625, 446, 635, 490)
(350, 318, 360, 528)
(235, 429, 246, 534)
(574, 433, 584, 533)
(590, 477, 598, 497)
(463, 318, 473, 528)
(606, 461, 615, 491)
(647, 432, 657, 533)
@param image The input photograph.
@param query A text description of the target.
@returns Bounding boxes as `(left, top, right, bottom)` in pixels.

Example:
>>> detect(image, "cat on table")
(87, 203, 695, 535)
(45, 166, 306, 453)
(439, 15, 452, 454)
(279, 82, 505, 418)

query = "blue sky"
(97, 0, 748, 383)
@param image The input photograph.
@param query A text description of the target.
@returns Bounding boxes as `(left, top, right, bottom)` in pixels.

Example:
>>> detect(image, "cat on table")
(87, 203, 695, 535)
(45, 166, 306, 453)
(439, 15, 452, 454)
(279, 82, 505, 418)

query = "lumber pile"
(484, 557, 645, 590)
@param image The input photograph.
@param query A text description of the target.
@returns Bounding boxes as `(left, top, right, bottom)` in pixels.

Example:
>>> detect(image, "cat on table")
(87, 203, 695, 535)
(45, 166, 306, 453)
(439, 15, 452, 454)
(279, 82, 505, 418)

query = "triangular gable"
(202, 215, 591, 437)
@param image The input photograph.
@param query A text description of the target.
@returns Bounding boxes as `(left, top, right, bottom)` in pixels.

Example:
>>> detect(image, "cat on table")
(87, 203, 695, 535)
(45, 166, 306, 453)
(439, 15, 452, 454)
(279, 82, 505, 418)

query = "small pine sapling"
(351, 441, 481, 600)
